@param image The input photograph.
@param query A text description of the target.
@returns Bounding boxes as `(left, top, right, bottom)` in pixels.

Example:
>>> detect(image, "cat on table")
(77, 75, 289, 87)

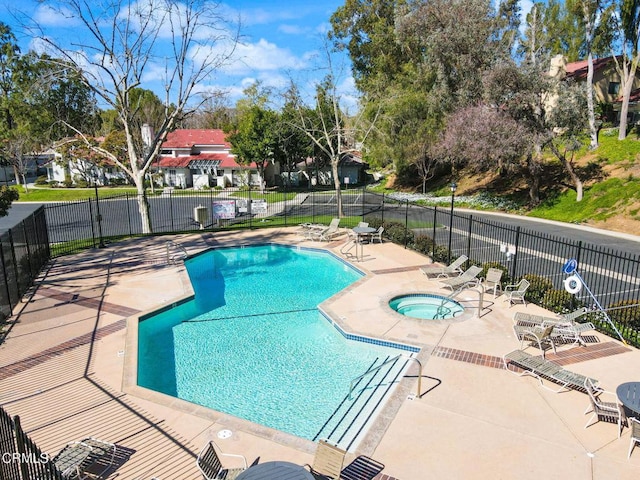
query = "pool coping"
(121, 242, 426, 456)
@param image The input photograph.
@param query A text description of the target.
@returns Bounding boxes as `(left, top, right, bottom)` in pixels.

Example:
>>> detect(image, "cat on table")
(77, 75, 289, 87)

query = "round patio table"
(616, 381, 640, 417)
(351, 226, 376, 261)
(235, 461, 314, 480)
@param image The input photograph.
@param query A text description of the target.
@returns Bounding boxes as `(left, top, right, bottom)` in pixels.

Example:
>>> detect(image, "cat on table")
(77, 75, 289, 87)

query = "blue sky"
(0, 0, 534, 110)
(0, 0, 350, 107)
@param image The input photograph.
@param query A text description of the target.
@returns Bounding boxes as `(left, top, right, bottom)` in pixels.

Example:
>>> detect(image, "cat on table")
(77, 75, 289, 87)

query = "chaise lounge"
(420, 255, 468, 278)
(503, 349, 598, 393)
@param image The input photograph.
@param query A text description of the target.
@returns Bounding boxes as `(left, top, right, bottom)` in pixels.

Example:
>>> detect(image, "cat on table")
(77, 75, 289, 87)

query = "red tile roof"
(161, 129, 231, 148)
(565, 57, 616, 80)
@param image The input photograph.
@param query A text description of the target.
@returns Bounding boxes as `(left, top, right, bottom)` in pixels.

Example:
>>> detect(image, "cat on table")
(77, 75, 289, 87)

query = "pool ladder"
(166, 240, 188, 264)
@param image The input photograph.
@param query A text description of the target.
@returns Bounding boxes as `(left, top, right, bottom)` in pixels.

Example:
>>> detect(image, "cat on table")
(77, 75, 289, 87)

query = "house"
(551, 55, 640, 124)
(44, 150, 129, 186)
(154, 129, 279, 189)
(293, 153, 369, 187)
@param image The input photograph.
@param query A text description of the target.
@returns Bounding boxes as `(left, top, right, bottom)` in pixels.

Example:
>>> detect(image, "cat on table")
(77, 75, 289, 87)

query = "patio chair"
(504, 278, 530, 306)
(52, 437, 116, 480)
(369, 226, 384, 244)
(513, 324, 557, 358)
(513, 308, 588, 328)
(480, 267, 503, 298)
(629, 417, 640, 458)
(584, 378, 626, 438)
(304, 439, 346, 480)
(438, 265, 482, 292)
(420, 255, 468, 278)
(196, 441, 247, 480)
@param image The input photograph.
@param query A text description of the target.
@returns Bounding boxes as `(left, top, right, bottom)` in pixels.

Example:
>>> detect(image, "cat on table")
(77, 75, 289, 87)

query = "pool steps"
(313, 354, 411, 452)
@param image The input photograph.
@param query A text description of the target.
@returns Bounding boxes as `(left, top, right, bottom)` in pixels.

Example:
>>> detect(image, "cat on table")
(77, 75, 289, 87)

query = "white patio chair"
(504, 278, 530, 306)
(481, 267, 503, 298)
(584, 378, 626, 438)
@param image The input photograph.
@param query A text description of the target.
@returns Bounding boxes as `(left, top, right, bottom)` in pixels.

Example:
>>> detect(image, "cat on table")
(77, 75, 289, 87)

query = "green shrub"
(539, 289, 575, 313)
(522, 274, 553, 304)
(413, 235, 434, 256)
(35, 175, 48, 185)
(384, 221, 413, 245)
(608, 300, 640, 329)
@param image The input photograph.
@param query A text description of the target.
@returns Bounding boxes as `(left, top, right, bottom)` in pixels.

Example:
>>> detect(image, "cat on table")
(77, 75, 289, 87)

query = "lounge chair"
(513, 308, 589, 327)
(504, 278, 530, 306)
(420, 255, 468, 278)
(480, 267, 503, 298)
(196, 441, 247, 480)
(340, 455, 385, 480)
(309, 218, 343, 242)
(304, 439, 346, 480)
(513, 324, 557, 357)
(503, 349, 598, 393)
(52, 437, 116, 480)
(438, 265, 482, 292)
(513, 310, 596, 346)
(629, 417, 640, 458)
(584, 378, 626, 438)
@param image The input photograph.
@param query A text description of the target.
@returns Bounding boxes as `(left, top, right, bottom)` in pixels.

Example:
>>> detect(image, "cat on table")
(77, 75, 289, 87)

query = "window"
(608, 82, 620, 95)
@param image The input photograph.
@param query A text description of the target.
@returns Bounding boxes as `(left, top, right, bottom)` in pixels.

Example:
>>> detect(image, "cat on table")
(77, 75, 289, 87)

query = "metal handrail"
(349, 354, 402, 399)
(166, 240, 188, 264)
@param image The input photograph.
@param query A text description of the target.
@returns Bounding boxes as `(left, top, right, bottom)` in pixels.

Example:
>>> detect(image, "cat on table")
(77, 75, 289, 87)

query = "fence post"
(511, 226, 521, 279)
(13, 415, 30, 480)
(404, 200, 409, 248)
(7, 230, 20, 304)
(432, 206, 438, 255)
(381, 193, 385, 224)
(0, 240, 12, 318)
(21, 220, 33, 281)
(126, 192, 133, 236)
(249, 188, 253, 230)
(466, 215, 473, 260)
(88, 199, 97, 248)
(362, 185, 366, 220)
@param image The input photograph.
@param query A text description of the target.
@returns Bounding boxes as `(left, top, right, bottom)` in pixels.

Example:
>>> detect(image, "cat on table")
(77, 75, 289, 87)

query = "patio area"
(0, 227, 639, 479)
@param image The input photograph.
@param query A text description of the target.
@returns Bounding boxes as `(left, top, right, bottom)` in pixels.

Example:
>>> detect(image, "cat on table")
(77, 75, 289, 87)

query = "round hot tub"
(389, 294, 464, 320)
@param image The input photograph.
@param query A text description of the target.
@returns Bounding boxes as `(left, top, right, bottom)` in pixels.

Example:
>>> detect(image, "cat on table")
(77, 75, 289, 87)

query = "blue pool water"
(137, 245, 406, 440)
(389, 294, 465, 319)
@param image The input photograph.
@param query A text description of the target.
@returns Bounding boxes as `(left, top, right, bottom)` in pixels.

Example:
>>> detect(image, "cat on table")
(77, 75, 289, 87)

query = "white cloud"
(218, 38, 310, 75)
(33, 4, 79, 27)
(278, 24, 305, 35)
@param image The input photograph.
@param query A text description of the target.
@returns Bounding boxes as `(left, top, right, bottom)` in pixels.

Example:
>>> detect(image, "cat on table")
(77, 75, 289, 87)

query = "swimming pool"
(137, 244, 413, 442)
(389, 294, 465, 319)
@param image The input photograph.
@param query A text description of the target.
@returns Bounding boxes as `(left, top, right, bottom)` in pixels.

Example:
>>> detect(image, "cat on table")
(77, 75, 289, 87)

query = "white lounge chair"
(420, 255, 468, 278)
(438, 265, 482, 292)
(512, 324, 557, 358)
(308, 218, 342, 241)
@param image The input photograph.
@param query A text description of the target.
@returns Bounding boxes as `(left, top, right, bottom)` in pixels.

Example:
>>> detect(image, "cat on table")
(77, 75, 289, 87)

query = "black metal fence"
(5, 186, 640, 345)
(0, 206, 50, 322)
(0, 406, 63, 480)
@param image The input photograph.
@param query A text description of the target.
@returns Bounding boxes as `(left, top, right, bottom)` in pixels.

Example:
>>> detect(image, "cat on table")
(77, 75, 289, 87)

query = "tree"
(567, 0, 607, 149)
(0, 23, 98, 190)
(32, 0, 239, 233)
(225, 83, 278, 194)
(602, 0, 640, 140)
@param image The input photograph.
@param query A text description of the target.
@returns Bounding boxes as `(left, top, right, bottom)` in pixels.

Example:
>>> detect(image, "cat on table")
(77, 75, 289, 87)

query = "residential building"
(155, 129, 278, 189)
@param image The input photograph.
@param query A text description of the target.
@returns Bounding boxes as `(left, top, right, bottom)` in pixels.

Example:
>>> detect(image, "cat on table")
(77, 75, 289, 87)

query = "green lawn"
(528, 177, 640, 223)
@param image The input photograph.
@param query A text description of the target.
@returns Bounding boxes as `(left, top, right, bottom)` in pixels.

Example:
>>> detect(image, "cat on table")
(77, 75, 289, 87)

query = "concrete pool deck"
(0, 227, 639, 479)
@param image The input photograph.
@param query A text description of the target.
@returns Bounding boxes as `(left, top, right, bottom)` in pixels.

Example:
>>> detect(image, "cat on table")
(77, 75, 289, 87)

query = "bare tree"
(30, 0, 239, 233)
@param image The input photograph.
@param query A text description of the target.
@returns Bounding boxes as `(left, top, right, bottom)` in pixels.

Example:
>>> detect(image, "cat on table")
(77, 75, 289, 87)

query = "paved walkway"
(0, 228, 639, 479)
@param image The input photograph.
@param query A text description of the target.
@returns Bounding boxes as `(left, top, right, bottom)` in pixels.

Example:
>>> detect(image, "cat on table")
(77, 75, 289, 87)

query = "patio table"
(235, 461, 314, 480)
(617, 381, 640, 417)
(351, 226, 376, 261)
